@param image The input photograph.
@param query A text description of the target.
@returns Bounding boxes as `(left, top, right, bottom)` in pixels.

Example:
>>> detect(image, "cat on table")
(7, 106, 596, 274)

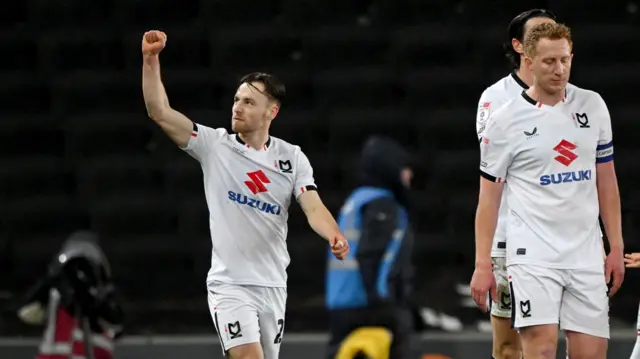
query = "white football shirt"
(477, 72, 531, 257)
(479, 86, 613, 268)
(181, 123, 317, 287)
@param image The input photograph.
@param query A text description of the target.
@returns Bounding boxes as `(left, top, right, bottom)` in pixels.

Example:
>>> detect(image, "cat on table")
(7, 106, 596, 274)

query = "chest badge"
(276, 160, 293, 174)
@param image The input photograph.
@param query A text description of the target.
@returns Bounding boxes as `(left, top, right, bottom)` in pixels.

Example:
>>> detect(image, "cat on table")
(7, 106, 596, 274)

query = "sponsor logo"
(553, 139, 578, 166)
(227, 191, 282, 215)
(539, 169, 592, 186)
(244, 170, 270, 194)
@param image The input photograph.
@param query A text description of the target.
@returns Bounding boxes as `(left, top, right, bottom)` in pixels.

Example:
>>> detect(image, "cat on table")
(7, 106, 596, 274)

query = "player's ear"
(524, 56, 533, 70)
(512, 38, 523, 54)
(268, 103, 280, 121)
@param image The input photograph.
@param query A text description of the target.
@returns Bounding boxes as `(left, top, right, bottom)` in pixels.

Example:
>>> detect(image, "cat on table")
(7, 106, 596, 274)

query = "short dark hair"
(503, 9, 557, 69)
(239, 72, 286, 105)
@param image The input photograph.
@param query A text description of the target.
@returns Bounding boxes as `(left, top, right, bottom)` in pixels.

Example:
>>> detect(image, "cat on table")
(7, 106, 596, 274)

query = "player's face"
(513, 17, 556, 55)
(232, 82, 278, 133)
(529, 38, 572, 94)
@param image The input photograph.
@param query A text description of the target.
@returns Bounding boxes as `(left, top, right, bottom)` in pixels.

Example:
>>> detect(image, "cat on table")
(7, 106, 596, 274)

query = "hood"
(358, 136, 411, 201)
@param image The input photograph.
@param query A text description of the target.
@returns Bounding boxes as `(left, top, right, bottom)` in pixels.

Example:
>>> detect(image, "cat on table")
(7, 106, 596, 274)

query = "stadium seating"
(1, 0, 639, 334)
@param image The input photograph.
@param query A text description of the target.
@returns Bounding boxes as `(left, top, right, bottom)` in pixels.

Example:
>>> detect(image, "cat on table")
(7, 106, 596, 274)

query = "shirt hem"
(506, 259, 603, 269)
(206, 278, 288, 288)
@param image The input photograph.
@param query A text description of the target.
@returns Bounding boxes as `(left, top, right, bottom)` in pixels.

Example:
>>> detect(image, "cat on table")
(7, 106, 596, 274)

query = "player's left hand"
(330, 234, 349, 260)
(605, 248, 625, 297)
(624, 252, 640, 268)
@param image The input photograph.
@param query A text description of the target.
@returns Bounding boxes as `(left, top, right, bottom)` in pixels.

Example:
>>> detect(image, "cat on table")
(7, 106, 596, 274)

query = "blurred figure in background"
(325, 136, 415, 359)
(16, 231, 124, 359)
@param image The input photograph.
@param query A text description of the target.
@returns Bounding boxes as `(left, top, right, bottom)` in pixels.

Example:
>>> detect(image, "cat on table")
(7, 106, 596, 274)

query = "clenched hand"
(142, 30, 167, 56)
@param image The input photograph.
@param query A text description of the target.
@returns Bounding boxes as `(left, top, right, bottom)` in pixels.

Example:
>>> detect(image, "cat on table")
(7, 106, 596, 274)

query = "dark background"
(1, 0, 639, 337)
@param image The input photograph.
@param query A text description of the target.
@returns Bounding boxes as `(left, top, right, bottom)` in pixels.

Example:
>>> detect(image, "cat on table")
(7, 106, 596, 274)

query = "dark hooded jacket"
(326, 136, 415, 359)
(356, 136, 415, 307)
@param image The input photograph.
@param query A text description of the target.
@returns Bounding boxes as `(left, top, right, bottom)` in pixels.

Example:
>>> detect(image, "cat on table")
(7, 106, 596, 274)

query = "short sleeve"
(476, 93, 493, 140)
(595, 95, 614, 164)
(479, 119, 513, 183)
(180, 123, 226, 162)
(293, 149, 317, 199)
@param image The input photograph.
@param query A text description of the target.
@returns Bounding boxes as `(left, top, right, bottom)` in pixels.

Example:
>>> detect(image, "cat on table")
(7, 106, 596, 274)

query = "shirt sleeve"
(293, 148, 317, 199)
(476, 92, 493, 140)
(180, 122, 226, 162)
(479, 118, 513, 183)
(595, 95, 614, 164)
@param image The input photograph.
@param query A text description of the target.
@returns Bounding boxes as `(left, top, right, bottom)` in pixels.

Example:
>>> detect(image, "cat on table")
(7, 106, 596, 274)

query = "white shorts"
(490, 257, 512, 318)
(508, 264, 609, 339)
(207, 282, 287, 358)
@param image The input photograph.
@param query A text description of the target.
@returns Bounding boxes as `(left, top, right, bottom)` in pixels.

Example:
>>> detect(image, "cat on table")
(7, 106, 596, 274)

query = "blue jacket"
(326, 186, 409, 310)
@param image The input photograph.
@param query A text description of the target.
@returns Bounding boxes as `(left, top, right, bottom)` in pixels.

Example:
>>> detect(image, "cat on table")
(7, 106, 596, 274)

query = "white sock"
(630, 303, 640, 359)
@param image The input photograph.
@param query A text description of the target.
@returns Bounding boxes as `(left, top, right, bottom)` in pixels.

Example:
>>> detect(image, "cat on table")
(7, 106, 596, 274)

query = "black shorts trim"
(214, 311, 226, 353)
(509, 281, 516, 328)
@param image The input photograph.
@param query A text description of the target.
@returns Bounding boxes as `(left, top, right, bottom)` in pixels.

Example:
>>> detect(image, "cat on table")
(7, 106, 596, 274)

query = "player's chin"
(548, 80, 567, 91)
(231, 119, 247, 132)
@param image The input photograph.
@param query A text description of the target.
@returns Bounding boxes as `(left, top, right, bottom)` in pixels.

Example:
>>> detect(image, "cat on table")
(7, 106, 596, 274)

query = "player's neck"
(238, 131, 270, 150)
(526, 85, 564, 107)
(515, 67, 534, 87)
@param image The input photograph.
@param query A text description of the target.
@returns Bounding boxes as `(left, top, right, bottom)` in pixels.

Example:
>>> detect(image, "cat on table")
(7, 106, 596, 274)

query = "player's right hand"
(606, 249, 625, 297)
(330, 233, 350, 260)
(142, 30, 167, 56)
(624, 252, 640, 268)
(470, 264, 497, 313)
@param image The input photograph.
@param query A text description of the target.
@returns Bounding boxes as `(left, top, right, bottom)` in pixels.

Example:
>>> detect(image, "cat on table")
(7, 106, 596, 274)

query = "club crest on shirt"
(275, 160, 293, 174)
(571, 113, 590, 128)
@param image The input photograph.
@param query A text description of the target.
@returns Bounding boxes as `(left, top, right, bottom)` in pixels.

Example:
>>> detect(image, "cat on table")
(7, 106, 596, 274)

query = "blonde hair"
(524, 22, 573, 57)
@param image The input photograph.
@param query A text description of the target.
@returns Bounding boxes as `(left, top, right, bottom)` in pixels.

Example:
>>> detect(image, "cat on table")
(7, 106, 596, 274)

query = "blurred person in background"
(624, 252, 640, 359)
(16, 231, 124, 359)
(325, 136, 415, 359)
(475, 9, 557, 359)
(141, 30, 349, 359)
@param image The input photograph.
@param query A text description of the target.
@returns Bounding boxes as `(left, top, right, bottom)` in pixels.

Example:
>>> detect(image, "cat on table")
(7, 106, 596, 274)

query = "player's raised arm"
(141, 30, 193, 148)
(294, 150, 349, 260)
(594, 95, 624, 296)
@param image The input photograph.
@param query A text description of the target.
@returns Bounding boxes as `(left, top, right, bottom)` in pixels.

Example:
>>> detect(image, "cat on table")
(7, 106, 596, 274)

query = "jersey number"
(273, 319, 284, 344)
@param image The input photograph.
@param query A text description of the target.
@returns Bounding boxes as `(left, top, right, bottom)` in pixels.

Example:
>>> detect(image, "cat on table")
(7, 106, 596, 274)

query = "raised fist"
(142, 30, 167, 56)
